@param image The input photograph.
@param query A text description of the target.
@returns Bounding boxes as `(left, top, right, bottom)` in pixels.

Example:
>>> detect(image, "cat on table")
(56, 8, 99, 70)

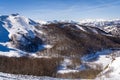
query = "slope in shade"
(0, 44, 10, 52)
(0, 22, 9, 42)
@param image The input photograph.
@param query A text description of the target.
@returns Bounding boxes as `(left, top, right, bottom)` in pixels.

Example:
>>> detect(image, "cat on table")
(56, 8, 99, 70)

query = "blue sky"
(0, 0, 120, 21)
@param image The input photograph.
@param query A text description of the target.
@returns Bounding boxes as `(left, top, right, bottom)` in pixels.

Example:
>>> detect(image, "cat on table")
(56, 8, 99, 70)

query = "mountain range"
(0, 14, 120, 79)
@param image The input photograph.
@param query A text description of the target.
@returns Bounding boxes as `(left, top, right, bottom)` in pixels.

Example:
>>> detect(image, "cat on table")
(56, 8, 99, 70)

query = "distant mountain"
(79, 19, 120, 37)
(79, 19, 120, 27)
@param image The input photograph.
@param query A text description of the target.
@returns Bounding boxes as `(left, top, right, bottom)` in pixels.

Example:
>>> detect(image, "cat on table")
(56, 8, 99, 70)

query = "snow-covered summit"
(79, 19, 106, 23)
(0, 14, 39, 40)
(36, 20, 47, 24)
(79, 19, 120, 27)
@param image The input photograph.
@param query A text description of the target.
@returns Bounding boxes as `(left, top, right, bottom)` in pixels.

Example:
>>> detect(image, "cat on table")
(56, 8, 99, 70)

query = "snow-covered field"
(96, 50, 120, 79)
(81, 49, 114, 69)
(81, 49, 120, 79)
(0, 72, 63, 80)
(0, 72, 85, 80)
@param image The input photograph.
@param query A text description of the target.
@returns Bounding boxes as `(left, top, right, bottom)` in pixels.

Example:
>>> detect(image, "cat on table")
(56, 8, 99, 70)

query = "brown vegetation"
(37, 23, 120, 57)
(67, 58, 82, 69)
(0, 56, 63, 77)
(56, 69, 101, 79)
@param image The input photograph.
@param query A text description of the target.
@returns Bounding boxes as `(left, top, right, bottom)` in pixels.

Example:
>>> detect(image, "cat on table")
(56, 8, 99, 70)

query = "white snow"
(103, 26, 120, 36)
(57, 58, 85, 74)
(0, 42, 27, 57)
(82, 49, 120, 79)
(0, 72, 64, 80)
(42, 44, 53, 49)
(57, 70, 79, 74)
(79, 19, 106, 23)
(79, 19, 120, 36)
(58, 58, 72, 70)
(82, 49, 114, 69)
(38, 44, 53, 51)
(104, 26, 116, 32)
(0, 51, 21, 57)
(57, 58, 79, 74)
(75, 25, 86, 32)
(106, 57, 120, 77)
(37, 20, 47, 24)
(2, 14, 36, 39)
(82, 49, 112, 61)
(96, 50, 120, 79)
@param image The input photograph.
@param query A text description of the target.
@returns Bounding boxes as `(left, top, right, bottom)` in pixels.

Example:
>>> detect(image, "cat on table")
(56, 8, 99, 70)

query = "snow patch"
(0, 72, 62, 80)
(82, 49, 114, 69)
(75, 25, 86, 32)
(96, 50, 120, 79)
(57, 70, 79, 74)
(57, 58, 85, 74)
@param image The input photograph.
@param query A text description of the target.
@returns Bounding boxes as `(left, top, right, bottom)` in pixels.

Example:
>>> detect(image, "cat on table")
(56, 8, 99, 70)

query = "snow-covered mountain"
(0, 14, 120, 79)
(79, 19, 120, 27)
(47, 19, 120, 37)
(0, 14, 48, 57)
(79, 19, 120, 37)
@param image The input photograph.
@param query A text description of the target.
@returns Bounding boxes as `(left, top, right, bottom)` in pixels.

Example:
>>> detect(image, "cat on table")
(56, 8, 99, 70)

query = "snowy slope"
(96, 50, 120, 79)
(81, 49, 120, 79)
(81, 49, 114, 69)
(0, 14, 38, 39)
(103, 26, 120, 36)
(0, 14, 47, 57)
